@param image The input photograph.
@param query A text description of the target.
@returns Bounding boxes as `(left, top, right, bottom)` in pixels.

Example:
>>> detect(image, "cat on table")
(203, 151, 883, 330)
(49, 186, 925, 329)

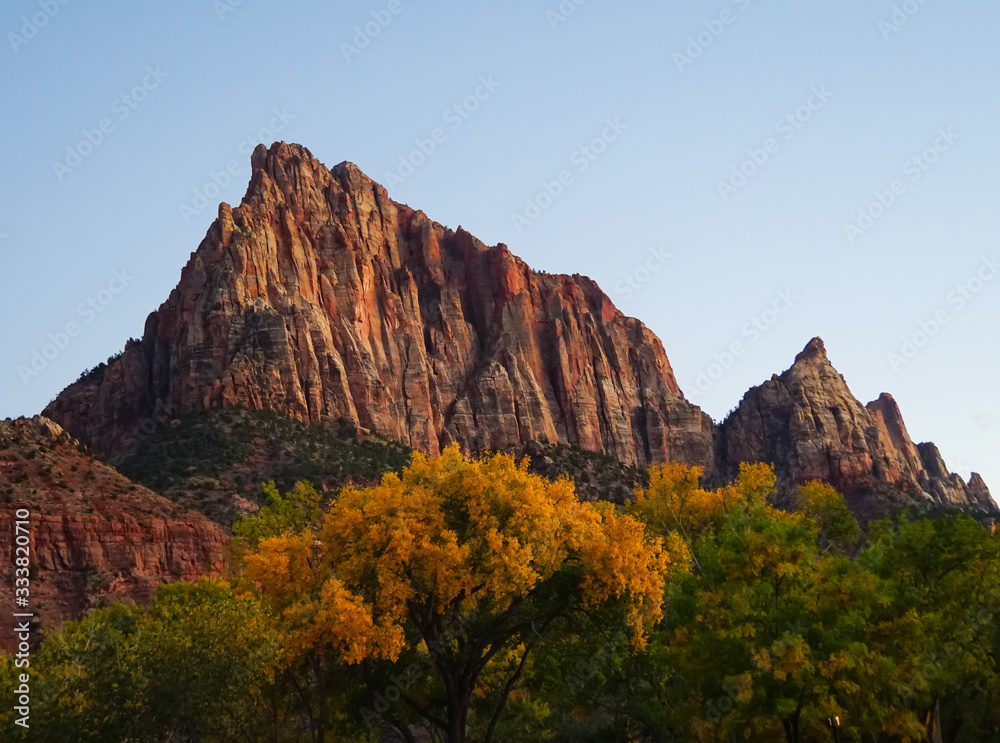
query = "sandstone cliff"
(719, 338, 995, 515)
(43, 142, 715, 470)
(0, 417, 228, 647)
(41, 143, 994, 517)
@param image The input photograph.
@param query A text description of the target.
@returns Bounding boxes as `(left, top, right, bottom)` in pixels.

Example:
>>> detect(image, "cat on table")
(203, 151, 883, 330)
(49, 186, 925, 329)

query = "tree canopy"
(3, 448, 998, 743)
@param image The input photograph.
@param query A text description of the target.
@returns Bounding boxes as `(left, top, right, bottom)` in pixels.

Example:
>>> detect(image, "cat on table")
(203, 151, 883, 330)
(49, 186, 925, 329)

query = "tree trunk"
(446, 680, 471, 743)
(925, 697, 943, 743)
(314, 657, 327, 743)
(782, 711, 801, 743)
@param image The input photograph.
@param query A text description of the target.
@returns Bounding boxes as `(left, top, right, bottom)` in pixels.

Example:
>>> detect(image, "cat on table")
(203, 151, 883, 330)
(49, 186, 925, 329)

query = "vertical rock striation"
(43, 143, 715, 470)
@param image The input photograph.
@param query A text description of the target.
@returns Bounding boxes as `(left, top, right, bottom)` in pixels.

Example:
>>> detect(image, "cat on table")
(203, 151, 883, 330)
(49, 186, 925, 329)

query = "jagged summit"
(794, 336, 828, 363)
(44, 143, 714, 470)
(720, 338, 994, 513)
(41, 145, 995, 515)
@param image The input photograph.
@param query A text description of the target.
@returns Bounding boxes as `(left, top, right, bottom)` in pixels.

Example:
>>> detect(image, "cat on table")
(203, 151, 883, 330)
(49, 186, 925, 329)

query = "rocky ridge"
(0, 416, 227, 647)
(719, 338, 995, 515)
(41, 143, 995, 516)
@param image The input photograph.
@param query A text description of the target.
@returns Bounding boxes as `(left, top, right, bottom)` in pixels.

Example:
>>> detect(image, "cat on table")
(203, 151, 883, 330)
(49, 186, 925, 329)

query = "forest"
(3, 446, 999, 743)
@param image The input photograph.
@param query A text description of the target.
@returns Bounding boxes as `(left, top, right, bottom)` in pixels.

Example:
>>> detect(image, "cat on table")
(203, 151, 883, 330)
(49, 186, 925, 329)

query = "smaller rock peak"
(793, 336, 828, 364)
(868, 392, 901, 416)
(968, 471, 992, 493)
(331, 160, 379, 193)
(332, 160, 364, 175)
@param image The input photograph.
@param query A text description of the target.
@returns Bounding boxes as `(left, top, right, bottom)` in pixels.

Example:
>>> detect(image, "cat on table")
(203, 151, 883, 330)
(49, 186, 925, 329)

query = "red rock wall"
(44, 143, 715, 470)
(0, 417, 228, 647)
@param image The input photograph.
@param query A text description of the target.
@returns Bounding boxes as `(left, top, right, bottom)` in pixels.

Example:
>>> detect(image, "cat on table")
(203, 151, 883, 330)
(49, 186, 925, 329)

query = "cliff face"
(43, 142, 715, 470)
(719, 338, 995, 514)
(0, 417, 228, 646)
(41, 142, 993, 516)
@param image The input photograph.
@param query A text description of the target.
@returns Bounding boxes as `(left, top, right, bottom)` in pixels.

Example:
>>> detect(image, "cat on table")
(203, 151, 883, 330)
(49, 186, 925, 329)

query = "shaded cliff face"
(0, 417, 228, 647)
(43, 142, 715, 470)
(719, 338, 996, 515)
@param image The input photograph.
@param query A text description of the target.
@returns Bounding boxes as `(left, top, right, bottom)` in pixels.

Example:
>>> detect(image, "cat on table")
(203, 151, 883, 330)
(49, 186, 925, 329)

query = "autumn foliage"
(2, 448, 998, 743)
(244, 445, 684, 742)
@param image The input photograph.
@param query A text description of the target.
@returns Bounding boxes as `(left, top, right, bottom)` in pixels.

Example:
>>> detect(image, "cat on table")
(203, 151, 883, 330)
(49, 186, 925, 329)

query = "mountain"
(43, 142, 715, 472)
(719, 337, 996, 518)
(0, 416, 226, 647)
(41, 142, 995, 517)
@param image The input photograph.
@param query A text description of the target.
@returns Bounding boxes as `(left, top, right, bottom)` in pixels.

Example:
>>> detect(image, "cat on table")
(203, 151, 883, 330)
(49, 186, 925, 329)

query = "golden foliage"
(246, 445, 684, 664)
(632, 461, 777, 535)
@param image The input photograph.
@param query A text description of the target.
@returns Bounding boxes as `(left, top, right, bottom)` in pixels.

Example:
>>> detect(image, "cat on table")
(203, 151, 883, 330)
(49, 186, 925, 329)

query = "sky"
(0, 0, 998, 490)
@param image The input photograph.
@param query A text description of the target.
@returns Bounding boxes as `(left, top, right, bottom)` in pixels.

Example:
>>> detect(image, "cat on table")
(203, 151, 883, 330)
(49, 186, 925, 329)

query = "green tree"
(629, 464, 924, 742)
(797, 480, 861, 552)
(233, 479, 323, 548)
(12, 580, 280, 742)
(861, 514, 1000, 742)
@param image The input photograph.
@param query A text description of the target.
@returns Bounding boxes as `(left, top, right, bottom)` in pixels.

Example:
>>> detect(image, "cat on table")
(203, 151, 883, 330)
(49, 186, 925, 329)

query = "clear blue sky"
(1, 0, 998, 489)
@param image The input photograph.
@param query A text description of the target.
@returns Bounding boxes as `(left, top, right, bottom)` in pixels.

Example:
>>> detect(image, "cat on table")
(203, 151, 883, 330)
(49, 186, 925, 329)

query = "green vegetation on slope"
(116, 408, 412, 525)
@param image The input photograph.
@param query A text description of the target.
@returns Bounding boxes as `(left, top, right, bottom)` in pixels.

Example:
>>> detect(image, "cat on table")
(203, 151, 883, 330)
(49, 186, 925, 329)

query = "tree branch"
(483, 643, 531, 743)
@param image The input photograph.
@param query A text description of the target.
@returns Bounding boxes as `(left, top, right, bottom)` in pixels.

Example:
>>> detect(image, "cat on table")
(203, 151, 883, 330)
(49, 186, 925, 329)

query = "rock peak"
(794, 336, 828, 364)
(44, 145, 714, 470)
(722, 336, 997, 515)
(250, 141, 319, 173)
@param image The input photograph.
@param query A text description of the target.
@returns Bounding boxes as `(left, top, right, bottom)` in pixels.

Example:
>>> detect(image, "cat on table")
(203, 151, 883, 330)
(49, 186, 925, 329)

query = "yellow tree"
(246, 445, 687, 743)
(631, 461, 777, 538)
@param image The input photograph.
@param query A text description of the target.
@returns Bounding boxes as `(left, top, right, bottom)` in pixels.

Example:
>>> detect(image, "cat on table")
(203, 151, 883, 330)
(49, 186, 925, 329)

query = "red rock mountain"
(43, 142, 715, 470)
(720, 338, 995, 514)
(42, 143, 994, 515)
(0, 417, 227, 647)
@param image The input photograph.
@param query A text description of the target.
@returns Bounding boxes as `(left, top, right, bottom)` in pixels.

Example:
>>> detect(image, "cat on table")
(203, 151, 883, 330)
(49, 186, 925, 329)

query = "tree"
(134, 580, 281, 741)
(233, 479, 323, 549)
(245, 444, 688, 743)
(11, 581, 280, 742)
(797, 481, 860, 552)
(861, 514, 1000, 742)
(631, 462, 774, 539)
(629, 463, 924, 743)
